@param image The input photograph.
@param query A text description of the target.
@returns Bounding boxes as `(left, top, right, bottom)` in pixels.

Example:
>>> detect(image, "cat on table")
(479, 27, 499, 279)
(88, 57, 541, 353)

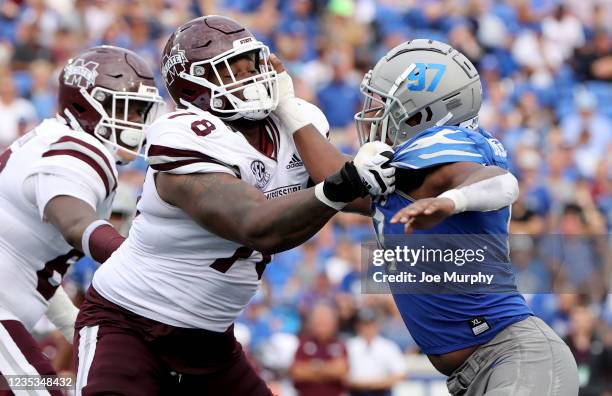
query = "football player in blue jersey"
(271, 40, 579, 395)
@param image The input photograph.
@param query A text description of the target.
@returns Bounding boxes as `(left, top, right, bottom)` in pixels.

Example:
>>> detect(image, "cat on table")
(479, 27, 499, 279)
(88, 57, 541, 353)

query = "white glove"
(354, 141, 395, 196)
(273, 71, 311, 134)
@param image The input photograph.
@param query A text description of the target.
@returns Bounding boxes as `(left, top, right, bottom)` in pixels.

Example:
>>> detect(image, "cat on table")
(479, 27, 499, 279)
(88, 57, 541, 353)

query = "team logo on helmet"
(250, 160, 271, 189)
(64, 58, 99, 89)
(162, 44, 188, 86)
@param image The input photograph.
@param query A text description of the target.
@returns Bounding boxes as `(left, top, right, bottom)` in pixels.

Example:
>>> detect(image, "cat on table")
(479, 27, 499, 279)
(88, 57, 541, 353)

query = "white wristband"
(314, 183, 347, 211)
(438, 189, 468, 214)
(81, 219, 111, 258)
(275, 99, 311, 135)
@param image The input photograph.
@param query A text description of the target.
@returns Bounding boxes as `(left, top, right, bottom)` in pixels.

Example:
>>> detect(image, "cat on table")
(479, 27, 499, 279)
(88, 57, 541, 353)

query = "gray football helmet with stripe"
(355, 39, 481, 147)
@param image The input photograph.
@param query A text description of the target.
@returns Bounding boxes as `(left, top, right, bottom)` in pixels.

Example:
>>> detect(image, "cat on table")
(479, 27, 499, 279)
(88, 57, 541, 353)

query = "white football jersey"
(0, 117, 117, 329)
(93, 100, 329, 332)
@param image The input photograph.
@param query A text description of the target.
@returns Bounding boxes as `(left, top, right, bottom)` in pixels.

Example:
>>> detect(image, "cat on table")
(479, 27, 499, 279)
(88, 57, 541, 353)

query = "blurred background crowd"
(0, 0, 610, 395)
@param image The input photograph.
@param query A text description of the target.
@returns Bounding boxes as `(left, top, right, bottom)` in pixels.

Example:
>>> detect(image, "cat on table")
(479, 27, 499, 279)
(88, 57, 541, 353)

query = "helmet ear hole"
(181, 88, 195, 97)
(72, 102, 86, 114)
(405, 112, 422, 127)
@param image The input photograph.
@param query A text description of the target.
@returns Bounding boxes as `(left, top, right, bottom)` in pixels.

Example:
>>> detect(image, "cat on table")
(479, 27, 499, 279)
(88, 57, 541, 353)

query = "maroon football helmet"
(161, 15, 278, 121)
(58, 46, 164, 158)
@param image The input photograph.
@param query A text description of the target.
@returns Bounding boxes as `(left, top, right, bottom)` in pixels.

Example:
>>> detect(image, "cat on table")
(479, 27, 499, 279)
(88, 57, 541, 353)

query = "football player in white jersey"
(73, 16, 395, 396)
(0, 46, 163, 395)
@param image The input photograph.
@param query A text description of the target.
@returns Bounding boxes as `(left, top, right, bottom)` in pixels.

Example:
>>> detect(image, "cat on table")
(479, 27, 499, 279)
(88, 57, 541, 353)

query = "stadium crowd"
(0, 0, 610, 395)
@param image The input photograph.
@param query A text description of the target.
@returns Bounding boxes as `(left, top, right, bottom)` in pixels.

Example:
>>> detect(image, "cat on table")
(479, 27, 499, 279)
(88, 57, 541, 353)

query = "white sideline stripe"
(76, 325, 99, 396)
(0, 323, 50, 396)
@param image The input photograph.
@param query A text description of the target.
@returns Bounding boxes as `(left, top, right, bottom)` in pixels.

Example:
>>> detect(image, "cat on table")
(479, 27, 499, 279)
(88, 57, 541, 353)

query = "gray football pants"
(447, 316, 579, 396)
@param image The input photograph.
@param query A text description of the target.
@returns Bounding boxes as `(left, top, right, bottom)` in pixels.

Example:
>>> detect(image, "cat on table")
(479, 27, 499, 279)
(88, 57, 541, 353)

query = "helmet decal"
(64, 59, 99, 89)
(162, 44, 187, 86)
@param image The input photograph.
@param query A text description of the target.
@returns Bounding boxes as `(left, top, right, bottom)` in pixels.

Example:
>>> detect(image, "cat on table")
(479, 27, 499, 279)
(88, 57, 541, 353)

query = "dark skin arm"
(44, 195, 99, 252)
(293, 128, 372, 215)
(269, 54, 372, 216)
(391, 162, 509, 233)
(155, 171, 337, 254)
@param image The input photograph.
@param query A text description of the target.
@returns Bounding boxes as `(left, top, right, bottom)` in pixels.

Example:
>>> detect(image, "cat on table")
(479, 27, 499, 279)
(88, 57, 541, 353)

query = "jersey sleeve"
(28, 134, 116, 206)
(391, 127, 506, 169)
(145, 114, 241, 177)
(24, 173, 100, 220)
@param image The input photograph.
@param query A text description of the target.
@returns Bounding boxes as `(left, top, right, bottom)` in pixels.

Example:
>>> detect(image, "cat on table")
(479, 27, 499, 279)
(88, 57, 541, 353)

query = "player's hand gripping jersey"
(0, 118, 117, 329)
(373, 126, 533, 355)
(92, 102, 329, 332)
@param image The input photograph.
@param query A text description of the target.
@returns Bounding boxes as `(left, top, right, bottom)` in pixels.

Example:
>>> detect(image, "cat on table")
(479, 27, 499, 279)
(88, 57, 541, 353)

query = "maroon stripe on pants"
(0, 320, 63, 396)
(73, 325, 166, 396)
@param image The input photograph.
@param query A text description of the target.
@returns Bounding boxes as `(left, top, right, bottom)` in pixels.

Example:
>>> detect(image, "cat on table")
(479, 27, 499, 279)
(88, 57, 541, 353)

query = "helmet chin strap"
(61, 109, 84, 133)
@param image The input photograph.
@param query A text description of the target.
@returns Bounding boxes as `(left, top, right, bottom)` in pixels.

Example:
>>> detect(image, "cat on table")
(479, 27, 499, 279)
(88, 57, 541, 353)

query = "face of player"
(100, 97, 155, 162)
(213, 53, 259, 101)
(101, 98, 153, 126)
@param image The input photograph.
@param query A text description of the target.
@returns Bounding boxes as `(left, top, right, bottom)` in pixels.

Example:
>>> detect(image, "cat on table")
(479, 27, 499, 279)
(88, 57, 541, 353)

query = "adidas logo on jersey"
(286, 154, 304, 169)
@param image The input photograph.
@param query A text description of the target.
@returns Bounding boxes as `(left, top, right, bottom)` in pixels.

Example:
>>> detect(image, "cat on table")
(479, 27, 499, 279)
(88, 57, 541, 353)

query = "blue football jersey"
(374, 126, 532, 355)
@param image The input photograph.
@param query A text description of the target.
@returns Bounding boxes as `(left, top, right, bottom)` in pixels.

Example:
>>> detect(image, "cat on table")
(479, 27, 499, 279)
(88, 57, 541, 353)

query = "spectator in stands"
(29, 60, 55, 119)
(0, 72, 37, 148)
(290, 303, 348, 396)
(563, 304, 612, 395)
(510, 235, 549, 293)
(561, 90, 611, 178)
(573, 29, 612, 82)
(316, 49, 361, 129)
(346, 308, 407, 396)
(542, 5, 585, 63)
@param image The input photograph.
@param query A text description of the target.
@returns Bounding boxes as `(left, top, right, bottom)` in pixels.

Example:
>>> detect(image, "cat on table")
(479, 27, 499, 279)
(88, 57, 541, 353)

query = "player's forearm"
(294, 128, 372, 215)
(162, 171, 359, 254)
(45, 195, 100, 251)
(239, 189, 337, 253)
(45, 196, 124, 262)
(161, 149, 391, 252)
(294, 127, 349, 182)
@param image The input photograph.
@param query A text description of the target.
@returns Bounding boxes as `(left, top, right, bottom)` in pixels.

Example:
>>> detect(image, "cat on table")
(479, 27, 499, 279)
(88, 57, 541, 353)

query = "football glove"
(315, 142, 395, 210)
(353, 141, 395, 197)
